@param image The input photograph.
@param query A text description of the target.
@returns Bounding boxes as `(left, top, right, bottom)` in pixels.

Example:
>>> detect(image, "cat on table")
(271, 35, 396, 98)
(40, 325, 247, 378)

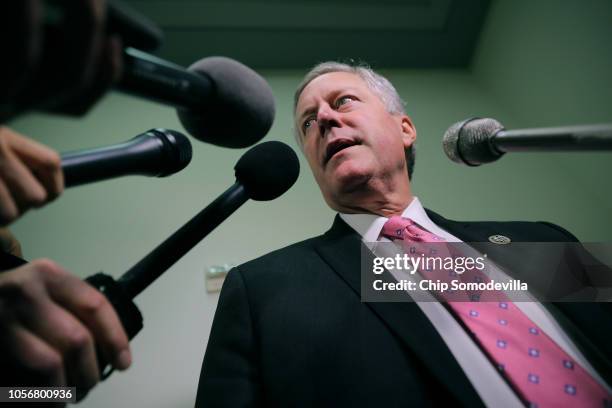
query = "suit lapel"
(314, 216, 484, 407)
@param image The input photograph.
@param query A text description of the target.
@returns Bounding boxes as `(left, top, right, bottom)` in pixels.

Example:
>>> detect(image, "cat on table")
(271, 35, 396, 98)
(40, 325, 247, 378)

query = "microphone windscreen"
(177, 57, 275, 148)
(234, 141, 299, 201)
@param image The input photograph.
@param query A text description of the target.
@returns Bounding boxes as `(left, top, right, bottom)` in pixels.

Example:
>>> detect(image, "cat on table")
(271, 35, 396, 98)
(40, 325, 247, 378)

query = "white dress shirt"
(340, 197, 610, 407)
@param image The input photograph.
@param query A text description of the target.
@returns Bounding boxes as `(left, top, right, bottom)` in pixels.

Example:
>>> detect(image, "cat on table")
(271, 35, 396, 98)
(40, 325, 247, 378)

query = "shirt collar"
(339, 197, 460, 242)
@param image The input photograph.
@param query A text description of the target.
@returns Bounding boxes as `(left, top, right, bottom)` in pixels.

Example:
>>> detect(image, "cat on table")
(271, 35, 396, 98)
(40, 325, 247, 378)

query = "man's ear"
(400, 115, 417, 149)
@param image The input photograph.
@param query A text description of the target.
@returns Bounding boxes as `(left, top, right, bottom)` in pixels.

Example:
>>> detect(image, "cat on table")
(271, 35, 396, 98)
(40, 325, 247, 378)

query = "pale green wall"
(471, 0, 612, 241)
(7, 0, 612, 406)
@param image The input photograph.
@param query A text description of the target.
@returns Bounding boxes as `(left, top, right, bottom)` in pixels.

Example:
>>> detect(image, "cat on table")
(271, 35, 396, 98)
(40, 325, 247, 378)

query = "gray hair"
(293, 61, 415, 179)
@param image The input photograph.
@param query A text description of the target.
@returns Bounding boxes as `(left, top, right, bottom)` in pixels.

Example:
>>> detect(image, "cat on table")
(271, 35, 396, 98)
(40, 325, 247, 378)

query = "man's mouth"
(324, 139, 360, 165)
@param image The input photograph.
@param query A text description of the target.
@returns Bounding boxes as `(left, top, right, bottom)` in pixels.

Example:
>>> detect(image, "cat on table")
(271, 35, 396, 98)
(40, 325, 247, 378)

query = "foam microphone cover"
(234, 141, 299, 201)
(177, 57, 276, 148)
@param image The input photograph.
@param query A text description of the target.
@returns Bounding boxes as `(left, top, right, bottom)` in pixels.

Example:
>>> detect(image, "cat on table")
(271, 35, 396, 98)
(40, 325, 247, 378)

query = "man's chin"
(330, 167, 372, 195)
(326, 154, 366, 174)
(316, 156, 373, 194)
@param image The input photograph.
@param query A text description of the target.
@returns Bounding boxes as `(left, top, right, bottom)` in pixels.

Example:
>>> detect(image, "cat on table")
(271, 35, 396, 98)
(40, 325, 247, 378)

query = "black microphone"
(84, 141, 298, 379)
(443, 118, 612, 166)
(61, 128, 192, 187)
(118, 49, 276, 148)
(118, 140, 299, 298)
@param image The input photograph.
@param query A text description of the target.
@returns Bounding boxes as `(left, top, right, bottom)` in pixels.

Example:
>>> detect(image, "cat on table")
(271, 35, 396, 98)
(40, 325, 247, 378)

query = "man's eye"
(335, 96, 355, 107)
(303, 117, 316, 131)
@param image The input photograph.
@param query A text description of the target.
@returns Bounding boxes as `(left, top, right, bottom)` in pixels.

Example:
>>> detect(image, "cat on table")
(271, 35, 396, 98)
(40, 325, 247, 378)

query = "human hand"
(0, 126, 63, 226)
(0, 259, 131, 401)
(0, 227, 23, 257)
(0, 0, 123, 120)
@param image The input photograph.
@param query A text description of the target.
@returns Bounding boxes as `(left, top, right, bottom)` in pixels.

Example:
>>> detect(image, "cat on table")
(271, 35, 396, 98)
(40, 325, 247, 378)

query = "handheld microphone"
(119, 140, 299, 297)
(118, 49, 276, 148)
(88, 140, 298, 377)
(443, 118, 612, 166)
(61, 128, 192, 187)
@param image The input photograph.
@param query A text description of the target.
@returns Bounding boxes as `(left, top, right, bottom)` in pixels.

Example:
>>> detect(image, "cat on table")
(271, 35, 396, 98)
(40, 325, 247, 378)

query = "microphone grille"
(151, 129, 193, 176)
(443, 118, 504, 166)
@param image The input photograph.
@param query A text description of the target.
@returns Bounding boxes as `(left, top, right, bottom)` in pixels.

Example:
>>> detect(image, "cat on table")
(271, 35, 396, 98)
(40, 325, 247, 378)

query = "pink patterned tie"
(381, 216, 611, 408)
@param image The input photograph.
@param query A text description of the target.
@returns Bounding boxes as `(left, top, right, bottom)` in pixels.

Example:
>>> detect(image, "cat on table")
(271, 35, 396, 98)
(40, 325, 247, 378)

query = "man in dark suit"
(196, 62, 611, 407)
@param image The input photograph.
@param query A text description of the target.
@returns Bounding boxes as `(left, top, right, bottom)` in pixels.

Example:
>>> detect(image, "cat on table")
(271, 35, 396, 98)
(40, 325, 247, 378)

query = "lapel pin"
(488, 235, 511, 244)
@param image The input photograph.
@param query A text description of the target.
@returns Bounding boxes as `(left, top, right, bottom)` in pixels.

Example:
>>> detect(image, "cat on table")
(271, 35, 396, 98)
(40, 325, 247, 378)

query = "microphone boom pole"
(493, 124, 612, 152)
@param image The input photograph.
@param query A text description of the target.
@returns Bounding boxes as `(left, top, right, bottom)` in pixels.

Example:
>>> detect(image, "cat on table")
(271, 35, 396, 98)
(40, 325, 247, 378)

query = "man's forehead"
(296, 72, 368, 112)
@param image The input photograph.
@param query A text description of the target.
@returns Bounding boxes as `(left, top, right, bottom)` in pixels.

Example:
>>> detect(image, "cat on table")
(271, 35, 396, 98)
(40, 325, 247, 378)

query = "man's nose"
(317, 105, 341, 137)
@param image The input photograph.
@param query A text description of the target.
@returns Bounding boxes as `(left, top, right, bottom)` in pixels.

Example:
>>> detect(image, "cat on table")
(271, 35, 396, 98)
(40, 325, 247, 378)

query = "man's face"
(295, 72, 415, 210)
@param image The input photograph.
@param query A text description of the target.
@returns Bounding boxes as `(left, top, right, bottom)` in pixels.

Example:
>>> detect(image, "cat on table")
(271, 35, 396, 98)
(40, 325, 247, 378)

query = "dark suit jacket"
(196, 211, 612, 407)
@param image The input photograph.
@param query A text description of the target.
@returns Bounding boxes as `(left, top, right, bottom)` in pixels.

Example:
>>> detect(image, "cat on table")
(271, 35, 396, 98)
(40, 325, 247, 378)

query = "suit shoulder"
(233, 234, 326, 278)
(472, 219, 579, 242)
(536, 221, 579, 242)
(427, 209, 579, 242)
